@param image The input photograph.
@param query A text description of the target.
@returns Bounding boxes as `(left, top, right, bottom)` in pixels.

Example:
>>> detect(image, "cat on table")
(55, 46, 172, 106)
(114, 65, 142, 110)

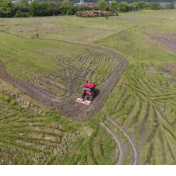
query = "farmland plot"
(1, 9, 176, 165)
(0, 32, 118, 100)
(102, 63, 176, 164)
(0, 16, 133, 43)
(0, 84, 118, 165)
(93, 9, 176, 164)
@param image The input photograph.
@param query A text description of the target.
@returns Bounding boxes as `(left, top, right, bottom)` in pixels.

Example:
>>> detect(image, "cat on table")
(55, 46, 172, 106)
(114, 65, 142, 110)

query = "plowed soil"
(0, 35, 128, 121)
(155, 36, 176, 51)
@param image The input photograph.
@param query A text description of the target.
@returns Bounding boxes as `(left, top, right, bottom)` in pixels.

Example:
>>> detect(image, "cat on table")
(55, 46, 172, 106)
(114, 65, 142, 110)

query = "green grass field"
(102, 63, 176, 164)
(0, 78, 117, 165)
(1, 9, 176, 164)
(0, 32, 118, 98)
(93, 9, 176, 164)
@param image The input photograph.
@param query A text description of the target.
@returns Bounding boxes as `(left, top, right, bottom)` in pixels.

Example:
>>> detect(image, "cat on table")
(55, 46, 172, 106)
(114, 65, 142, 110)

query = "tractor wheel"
(81, 92, 85, 99)
(84, 94, 88, 100)
(89, 95, 93, 101)
(95, 89, 99, 96)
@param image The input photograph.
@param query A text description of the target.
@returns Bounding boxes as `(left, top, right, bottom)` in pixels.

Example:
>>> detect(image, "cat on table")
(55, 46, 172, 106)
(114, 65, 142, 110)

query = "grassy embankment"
(94, 9, 176, 164)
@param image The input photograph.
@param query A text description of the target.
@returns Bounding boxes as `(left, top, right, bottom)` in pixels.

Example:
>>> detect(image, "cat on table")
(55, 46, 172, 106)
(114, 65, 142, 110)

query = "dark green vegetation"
(0, 0, 175, 17)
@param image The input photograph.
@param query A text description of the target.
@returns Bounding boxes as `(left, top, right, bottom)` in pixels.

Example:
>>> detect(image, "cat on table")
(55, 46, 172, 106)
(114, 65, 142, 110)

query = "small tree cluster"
(0, 0, 175, 17)
(130, 1, 175, 11)
(119, 1, 129, 12)
(163, 2, 175, 9)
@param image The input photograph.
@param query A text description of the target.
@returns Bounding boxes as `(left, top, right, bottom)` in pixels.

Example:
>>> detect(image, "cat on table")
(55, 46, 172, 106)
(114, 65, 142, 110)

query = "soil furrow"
(0, 32, 128, 121)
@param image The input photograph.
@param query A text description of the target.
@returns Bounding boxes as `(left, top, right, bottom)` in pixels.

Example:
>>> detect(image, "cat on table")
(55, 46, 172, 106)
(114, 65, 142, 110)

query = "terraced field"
(92, 9, 176, 164)
(100, 63, 176, 164)
(1, 9, 176, 165)
(0, 32, 128, 120)
(0, 16, 133, 43)
(0, 32, 118, 99)
(0, 87, 118, 165)
(0, 93, 75, 165)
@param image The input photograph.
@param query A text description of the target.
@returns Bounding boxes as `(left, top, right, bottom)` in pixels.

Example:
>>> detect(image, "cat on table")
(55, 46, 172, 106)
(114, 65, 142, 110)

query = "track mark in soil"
(145, 143, 154, 165)
(146, 106, 158, 143)
(88, 126, 99, 165)
(155, 37, 176, 52)
(159, 132, 166, 164)
(100, 122, 123, 165)
(105, 116, 138, 165)
(0, 33, 128, 121)
(140, 102, 150, 145)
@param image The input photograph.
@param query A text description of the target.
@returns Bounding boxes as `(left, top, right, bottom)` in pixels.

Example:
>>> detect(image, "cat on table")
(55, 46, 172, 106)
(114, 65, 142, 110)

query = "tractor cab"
(83, 83, 95, 95)
(76, 82, 99, 105)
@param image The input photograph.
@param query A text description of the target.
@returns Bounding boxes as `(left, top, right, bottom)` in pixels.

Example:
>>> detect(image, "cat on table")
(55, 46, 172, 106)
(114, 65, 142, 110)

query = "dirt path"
(106, 116, 138, 165)
(0, 31, 128, 121)
(100, 122, 123, 165)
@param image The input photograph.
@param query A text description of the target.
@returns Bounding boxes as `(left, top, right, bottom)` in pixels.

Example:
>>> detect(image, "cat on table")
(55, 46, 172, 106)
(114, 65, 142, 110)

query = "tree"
(58, 0, 74, 15)
(0, 0, 13, 17)
(14, 2, 29, 14)
(39, 1, 57, 16)
(21, 0, 29, 7)
(131, 2, 139, 10)
(150, 2, 162, 10)
(118, 1, 129, 12)
(29, 1, 40, 16)
(109, 0, 118, 13)
(15, 10, 29, 17)
(138, 1, 146, 9)
(164, 2, 175, 9)
(97, 0, 107, 10)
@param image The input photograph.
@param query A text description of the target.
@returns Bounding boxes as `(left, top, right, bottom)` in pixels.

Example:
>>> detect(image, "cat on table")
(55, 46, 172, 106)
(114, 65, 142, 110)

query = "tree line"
(0, 0, 175, 17)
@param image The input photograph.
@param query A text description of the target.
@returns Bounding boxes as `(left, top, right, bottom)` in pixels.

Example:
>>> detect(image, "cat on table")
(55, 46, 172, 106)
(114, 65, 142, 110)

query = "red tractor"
(76, 82, 99, 105)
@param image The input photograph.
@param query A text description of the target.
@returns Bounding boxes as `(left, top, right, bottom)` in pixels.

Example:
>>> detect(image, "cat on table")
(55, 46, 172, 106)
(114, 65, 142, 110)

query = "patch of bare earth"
(145, 65, 158, 75)
(160, 62, 176, 74)
(155, 36, 176, 52)
(0, 37, 128, 121)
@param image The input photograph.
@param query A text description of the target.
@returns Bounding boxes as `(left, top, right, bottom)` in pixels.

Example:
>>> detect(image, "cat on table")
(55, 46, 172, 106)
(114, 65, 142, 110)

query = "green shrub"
(66, 9, 73, 15)
(3, 95, 10, 101)
(109, 0, 118, 13)
(15, 10, 29, 17)
(97, 0, 108, 10)
(119, 1, 129, 12)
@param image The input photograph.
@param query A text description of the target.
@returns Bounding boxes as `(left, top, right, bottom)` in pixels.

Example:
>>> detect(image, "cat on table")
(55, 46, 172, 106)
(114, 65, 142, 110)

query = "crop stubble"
(0, 33, 128, 121)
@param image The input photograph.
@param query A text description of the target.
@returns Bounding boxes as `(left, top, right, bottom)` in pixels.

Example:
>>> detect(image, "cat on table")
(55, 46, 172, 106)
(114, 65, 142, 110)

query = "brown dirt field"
(160, 62, 176, 74)
(155, 36, 176, 51)
(0, 34, 128, 121)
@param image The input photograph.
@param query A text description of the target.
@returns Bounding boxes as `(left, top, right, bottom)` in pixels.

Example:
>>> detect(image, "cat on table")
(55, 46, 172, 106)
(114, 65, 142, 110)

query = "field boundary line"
(40, 37, 87, 45)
